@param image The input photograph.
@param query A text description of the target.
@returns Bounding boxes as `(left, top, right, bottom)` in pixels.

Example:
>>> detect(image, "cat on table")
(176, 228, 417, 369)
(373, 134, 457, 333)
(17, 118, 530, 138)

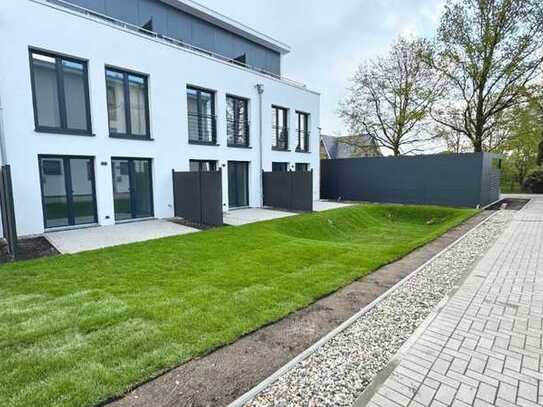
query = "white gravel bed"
(244, 211, 512, 407)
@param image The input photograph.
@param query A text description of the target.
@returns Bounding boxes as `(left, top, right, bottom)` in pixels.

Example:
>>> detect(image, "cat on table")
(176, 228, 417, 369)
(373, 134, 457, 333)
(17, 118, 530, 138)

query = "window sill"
(272, 147, 291, 152)
(295, 149, 311, 154)
(227, 144, 252, 149)
(35, 128, 95, 137)
(110, 134, 154, 141)
(189, 140, 219, 146)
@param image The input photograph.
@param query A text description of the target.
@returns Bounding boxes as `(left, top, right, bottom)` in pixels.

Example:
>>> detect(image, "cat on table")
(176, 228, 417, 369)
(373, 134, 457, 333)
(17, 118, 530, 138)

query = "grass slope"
(0, 204, 476, 407)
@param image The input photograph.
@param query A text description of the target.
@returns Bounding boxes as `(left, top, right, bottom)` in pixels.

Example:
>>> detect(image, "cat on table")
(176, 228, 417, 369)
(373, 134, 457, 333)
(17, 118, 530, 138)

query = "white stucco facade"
(0, 0, 320, 236)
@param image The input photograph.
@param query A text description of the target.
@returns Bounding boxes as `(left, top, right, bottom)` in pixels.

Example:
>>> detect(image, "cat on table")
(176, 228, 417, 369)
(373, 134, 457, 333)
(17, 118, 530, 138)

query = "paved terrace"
(360, 197, 543, 407)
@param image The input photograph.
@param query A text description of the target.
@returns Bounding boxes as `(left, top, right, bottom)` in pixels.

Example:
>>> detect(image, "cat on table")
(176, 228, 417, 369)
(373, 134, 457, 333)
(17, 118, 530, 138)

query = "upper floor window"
(272, 162, 288, 172)
(187, 86, 216, 144)
(106, 68, 150, 139)
(296, 111, 310, 152)
(226, 95, 249, 147)
(29, 49, 91, 135)
(189, 160, 217, 172)
(272, 105, 288, 151)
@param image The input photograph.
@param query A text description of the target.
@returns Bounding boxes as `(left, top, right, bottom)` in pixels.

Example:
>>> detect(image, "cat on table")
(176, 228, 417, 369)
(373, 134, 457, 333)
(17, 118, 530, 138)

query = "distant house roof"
(321, 134, 381, 159)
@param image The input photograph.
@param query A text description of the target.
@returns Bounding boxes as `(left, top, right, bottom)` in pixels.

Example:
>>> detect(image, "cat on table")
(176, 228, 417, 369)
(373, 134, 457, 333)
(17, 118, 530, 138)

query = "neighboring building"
(0, 0, 320, 236)
(320, 134, 381, 159)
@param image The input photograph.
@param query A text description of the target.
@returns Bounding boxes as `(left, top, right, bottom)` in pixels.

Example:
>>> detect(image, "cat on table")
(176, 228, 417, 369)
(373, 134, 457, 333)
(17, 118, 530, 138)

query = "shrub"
(523, 169, 543, 193)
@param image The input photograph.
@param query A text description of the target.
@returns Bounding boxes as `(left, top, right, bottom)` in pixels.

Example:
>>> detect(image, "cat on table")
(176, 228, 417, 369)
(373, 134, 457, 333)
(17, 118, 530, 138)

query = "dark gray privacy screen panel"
(172, 170, 223, 226)
(263, 171, 313, 211)
(321, 153, 500, 208)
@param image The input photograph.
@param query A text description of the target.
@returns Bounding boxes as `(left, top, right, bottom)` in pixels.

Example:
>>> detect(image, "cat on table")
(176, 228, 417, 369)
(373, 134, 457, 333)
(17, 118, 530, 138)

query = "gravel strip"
(244, 211, 512, 407)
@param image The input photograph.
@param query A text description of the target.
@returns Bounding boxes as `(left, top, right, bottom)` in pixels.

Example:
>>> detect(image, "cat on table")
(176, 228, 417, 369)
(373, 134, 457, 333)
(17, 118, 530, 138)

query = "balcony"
(272, 127, 289, 151)
(188, 113, 217, 145)
(43, 0, 308, 89)
(227, 120, 250, 147)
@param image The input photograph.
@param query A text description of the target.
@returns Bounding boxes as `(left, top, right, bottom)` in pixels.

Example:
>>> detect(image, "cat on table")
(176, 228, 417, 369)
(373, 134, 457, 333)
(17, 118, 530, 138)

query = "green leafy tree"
(339, 37, 442, 156)
(428, 0, 543, 152)
(499, 98, 541, 191)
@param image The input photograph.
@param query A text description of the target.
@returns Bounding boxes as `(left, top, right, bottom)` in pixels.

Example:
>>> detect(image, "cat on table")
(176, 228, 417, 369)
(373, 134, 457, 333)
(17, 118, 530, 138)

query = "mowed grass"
(0, 204, 476, 407)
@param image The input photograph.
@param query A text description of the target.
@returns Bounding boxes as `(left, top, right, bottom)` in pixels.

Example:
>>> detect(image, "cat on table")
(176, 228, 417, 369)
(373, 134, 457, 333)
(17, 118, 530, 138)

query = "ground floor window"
(228, 161, 249, 208)
(112, 158, 153, 221)
(189, 160, 217, 172)
(272, 162, 289, 172)
(39, 155, 97, 228)
(295, 163, 309, 172)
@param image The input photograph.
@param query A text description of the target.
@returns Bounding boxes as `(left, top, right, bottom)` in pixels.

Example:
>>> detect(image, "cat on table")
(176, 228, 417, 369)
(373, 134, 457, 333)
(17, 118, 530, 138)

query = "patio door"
(228, 161, 249, 208)
(39, 155, 97, 229)
(111, 158, 153, 221)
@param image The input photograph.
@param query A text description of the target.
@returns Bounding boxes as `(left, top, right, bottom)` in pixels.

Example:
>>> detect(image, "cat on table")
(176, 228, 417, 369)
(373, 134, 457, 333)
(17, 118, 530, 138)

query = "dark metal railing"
(42, 0, 308, 89)
(188, 113, 216, 144)
(272, 126, 288, 150)
(296, 130, 310, 152)
(227, 120, 250, 147)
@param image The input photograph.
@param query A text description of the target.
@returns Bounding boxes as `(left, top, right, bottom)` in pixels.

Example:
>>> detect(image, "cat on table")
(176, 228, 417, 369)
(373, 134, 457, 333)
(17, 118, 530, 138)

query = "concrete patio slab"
(45, 219, 198, 254)
(313, 200, 355, 212)
(224, 208, 295, 226)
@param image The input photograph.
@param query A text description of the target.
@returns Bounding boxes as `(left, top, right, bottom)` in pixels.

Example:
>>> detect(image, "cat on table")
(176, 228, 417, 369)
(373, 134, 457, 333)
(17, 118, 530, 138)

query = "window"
(106, 68, 150, 139)
(272, 106, 288, 151)
(296, 112, 310, 152)
(187, 86, 216, 144)
(226, 95, 249, 147)
(29, 50, 91, 134)
(272, 162, 288, 172)
(42, 159, 62, 176)
(295, 163, 309, 172)
(189, 160, 217, 172)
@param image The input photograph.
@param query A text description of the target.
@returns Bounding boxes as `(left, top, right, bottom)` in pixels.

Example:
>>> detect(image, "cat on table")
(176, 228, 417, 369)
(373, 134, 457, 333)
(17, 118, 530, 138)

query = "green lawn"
(0, 204, 476, 407)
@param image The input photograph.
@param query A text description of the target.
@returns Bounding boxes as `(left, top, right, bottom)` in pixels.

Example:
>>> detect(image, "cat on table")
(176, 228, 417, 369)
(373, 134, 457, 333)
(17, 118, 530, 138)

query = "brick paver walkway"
(362, 198, 543, 407)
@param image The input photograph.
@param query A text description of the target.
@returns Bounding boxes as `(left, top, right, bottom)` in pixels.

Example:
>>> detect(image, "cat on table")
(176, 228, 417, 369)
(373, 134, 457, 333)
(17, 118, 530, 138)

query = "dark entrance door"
(39, 155, 97, 229)
(112, 158, 153, 221)
(228, 161, 249, 208)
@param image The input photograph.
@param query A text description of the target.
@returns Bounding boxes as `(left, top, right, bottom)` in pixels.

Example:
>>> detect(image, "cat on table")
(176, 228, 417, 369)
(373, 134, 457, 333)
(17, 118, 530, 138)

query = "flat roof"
(160, 0, 291, 55)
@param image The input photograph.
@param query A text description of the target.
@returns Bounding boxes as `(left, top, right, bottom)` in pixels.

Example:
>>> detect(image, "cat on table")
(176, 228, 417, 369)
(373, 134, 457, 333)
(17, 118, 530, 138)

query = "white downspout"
(0, 95, 8, 165)
(256, 83, 264, 207)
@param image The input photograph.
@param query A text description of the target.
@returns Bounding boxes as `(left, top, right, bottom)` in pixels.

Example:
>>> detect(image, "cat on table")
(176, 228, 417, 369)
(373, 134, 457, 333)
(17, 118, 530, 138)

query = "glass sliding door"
(228, 161, 249, 208)
(112, 158, 153, 221)
(39, 156, 97, 229)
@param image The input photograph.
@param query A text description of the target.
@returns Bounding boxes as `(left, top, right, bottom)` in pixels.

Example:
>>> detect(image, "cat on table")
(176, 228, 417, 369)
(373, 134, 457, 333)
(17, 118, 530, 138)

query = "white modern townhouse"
(0, 0, 320, 236)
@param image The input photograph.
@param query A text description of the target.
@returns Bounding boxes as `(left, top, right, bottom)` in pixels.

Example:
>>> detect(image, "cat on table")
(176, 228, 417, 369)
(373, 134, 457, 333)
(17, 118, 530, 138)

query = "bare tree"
(339, 37, 442, 156)
(428, 0, 543, 152)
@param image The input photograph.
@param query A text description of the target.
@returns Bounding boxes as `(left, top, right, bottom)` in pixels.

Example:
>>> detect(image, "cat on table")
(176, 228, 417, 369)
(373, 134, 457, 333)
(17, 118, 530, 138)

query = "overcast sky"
(198, 0, 445, 137)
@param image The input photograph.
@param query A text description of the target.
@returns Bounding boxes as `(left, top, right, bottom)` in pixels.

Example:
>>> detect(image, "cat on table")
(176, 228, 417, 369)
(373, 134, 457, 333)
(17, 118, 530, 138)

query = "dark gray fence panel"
(172, 170, 223, 226)
(200, 171, 223, 226)
(291, 171, 313, 211)
(321, 153, 500, 208)
(263, 171, 313, 211)
(0, 165, 17, 257)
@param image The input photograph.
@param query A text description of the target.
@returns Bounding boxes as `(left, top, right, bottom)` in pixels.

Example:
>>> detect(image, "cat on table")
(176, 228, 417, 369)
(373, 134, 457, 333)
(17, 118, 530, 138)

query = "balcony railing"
(296, 130, 310, 152)
(188, 113, 216, 144)
(227, 120, 250, 147)
(42, 0, 308, 89)
(272, 126, 289, 151)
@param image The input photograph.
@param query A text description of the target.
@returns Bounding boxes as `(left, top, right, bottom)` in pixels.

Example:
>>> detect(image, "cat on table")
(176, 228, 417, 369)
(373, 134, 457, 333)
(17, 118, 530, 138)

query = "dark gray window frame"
(296, 111, 310, 153)
(272, 105, 289, 151)
(226, 94, 250, 148)
(272, 162, 289, 172)
(106, 66, 151, 140)
(38, 154, 98, 229)
(189, 159, 218, 172)
(111, 156, 155, 220)
(187, 85, 217, 145)
(295, 163, 309, 172)
(29, 48, 93, 136)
